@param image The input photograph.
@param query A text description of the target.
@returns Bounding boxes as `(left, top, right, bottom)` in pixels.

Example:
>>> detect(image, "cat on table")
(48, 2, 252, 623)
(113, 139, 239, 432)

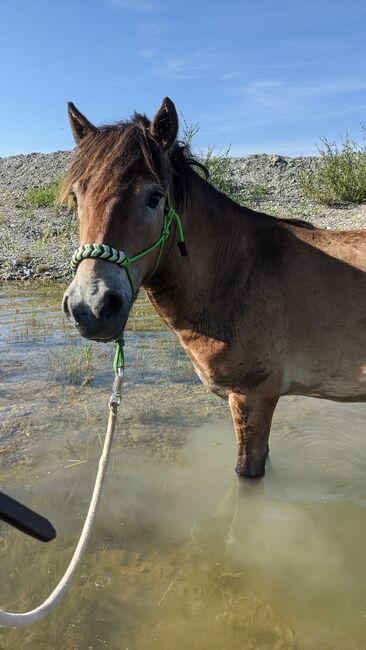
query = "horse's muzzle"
(63, 290, 129, 340)
(62, 259, 132, 341)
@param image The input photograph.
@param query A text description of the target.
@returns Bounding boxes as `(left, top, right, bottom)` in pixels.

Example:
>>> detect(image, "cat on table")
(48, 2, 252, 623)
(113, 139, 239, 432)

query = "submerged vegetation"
(300, 127, 366, 206)
(48, 342, 94, 386)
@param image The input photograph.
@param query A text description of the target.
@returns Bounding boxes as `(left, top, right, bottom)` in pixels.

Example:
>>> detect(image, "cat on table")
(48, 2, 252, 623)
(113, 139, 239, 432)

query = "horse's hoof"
(235, 458, 265, 479)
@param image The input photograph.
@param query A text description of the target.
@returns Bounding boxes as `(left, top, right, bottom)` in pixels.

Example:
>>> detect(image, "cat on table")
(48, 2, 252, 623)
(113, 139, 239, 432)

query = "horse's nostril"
(63, 293, 80, 326)
(100, 292, 123, 321)
(62, 294, 71, 320)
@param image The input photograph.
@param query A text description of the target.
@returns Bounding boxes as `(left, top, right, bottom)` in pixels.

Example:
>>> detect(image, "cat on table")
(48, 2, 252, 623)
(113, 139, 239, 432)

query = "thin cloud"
(137, 20, 165, 39)
(109, 0, 158, 12)
(147, 51, 223, 80)
(227, 78, 366, 121)
(220, 72, 241, 81)
(139, 49, 154, 59)
(240, 78, 366, 105)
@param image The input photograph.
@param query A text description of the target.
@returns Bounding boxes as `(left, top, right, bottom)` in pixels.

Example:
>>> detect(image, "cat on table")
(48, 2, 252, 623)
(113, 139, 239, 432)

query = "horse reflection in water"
(62, 97, 366, 478)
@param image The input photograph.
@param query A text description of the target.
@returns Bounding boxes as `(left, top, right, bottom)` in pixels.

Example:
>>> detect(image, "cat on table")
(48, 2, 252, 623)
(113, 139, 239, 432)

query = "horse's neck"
(144, 176, 255, 333)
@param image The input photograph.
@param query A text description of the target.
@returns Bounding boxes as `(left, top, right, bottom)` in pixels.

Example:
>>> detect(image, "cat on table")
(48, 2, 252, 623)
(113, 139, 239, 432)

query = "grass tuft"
(48, 342, 94, 386)
(180, 116, 267, 205)
(201, 145, 242, 203)
(300, 127, 366, 205)
(25, 180, 61, 209)
(239, 182, 269, 204)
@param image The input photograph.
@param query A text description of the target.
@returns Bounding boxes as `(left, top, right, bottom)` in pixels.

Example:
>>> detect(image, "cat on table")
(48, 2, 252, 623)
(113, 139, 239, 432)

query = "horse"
(62, 97, 366, 478)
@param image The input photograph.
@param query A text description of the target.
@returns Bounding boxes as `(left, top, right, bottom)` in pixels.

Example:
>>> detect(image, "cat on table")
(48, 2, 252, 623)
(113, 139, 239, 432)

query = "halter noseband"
(70, 195, 187, 298)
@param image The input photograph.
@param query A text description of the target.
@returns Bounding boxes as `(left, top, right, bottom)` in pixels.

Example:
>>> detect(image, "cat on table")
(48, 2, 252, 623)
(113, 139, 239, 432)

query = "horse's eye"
(70, 191, 77, 207)
(148, 192, 163, 209)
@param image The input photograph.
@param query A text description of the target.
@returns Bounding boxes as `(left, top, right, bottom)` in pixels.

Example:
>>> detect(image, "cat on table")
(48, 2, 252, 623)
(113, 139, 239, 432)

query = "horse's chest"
(178, 332, 273, 398)
(177, 333, 231, 395)
(191, 360, 229, 399)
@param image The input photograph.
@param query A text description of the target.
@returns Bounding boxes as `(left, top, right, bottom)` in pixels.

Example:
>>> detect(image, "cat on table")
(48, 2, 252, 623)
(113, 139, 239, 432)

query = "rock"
(270, 154, 286, 166)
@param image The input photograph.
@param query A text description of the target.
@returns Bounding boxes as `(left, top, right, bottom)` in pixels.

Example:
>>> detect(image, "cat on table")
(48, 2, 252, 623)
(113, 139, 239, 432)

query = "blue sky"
(1, 0, 365, 157)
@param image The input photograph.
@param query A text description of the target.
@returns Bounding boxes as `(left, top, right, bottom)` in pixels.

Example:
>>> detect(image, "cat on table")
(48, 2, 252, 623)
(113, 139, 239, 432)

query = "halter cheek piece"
(70, 195, 187, 300)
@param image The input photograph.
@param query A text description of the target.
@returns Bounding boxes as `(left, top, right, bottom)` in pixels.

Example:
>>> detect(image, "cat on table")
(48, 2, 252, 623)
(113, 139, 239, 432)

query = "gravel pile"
(0, 151, 71, 202)
(0, 150, 365, 282)
(0, 151, 74, 281)
(227, 154, 366, 230)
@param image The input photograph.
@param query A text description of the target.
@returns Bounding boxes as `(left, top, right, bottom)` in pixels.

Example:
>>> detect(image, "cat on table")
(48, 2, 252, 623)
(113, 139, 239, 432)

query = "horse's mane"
(61, 112, 315, 230)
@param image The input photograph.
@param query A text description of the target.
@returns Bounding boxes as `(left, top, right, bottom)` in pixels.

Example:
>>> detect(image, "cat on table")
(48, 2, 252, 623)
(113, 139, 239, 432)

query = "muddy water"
(0, 284, 366, 650)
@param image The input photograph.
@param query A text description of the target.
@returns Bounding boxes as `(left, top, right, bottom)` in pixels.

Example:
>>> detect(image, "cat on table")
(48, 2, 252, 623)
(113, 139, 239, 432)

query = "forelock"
(60, 119, 169, 209)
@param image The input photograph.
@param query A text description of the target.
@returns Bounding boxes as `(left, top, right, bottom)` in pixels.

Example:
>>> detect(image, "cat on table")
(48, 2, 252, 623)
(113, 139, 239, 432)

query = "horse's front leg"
(229, 392, 279, 478)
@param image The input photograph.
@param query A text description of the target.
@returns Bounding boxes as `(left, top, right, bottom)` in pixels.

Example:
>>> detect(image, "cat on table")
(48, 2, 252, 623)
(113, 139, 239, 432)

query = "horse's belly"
(287, 382, 366, 402)
(283, 357, 366, 402)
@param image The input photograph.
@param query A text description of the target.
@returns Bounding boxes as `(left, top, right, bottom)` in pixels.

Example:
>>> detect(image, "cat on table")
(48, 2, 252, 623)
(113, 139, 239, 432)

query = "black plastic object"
(0, 491, 56, 542)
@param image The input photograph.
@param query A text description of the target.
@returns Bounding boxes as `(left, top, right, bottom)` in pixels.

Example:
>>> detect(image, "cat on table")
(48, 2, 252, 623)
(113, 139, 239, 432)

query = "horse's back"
(288, 225, 366, 272)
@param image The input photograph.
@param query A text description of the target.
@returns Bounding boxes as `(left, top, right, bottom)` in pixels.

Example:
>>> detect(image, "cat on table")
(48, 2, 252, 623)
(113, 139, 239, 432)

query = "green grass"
(181, 117, 268, 205)
(8, 303, 50, 343)
(200, 147, 268, 205)
(239, 182, 269, 204)
(56, 214, 79, 239)
(201, 145, 243, 203)
(128, 297, 167, 332)
(48, 342, 94, 386)
(9, 325, 48, 344)
(25, 179, 61, 209)
(35, 214, 78, 249)
(300, 127, 366, 206)
(19, 207, 33, 219)
(39, 222, 52, 247)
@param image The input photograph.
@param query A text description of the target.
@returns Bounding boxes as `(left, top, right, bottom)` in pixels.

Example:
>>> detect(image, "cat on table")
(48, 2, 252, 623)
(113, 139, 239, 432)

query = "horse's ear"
(150, 97, 178, 150)
(67, 102, 96, 144)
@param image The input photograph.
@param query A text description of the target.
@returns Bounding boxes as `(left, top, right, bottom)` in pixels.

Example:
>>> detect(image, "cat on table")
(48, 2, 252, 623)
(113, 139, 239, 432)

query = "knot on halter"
(70, 195, 187, 299)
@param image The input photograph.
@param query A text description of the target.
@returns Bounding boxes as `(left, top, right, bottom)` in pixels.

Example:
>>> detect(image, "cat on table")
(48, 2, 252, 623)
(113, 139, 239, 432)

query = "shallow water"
(0, 284, 366, 649)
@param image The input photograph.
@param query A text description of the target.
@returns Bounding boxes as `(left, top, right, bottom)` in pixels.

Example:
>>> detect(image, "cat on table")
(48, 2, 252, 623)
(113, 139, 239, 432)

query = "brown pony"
(62, 98, 366, 477)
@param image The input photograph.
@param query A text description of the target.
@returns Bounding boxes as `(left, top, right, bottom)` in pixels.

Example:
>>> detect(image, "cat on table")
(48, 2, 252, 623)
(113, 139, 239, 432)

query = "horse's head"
(62, 98, 179, 341)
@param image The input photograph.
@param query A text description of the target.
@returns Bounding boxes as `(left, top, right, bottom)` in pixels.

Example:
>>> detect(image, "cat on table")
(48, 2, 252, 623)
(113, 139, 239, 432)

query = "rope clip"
(109, 366, 124, 407)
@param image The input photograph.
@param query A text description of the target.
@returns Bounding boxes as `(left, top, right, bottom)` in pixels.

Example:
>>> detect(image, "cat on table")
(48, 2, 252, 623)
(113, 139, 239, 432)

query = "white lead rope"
(0, 368, 123, 628)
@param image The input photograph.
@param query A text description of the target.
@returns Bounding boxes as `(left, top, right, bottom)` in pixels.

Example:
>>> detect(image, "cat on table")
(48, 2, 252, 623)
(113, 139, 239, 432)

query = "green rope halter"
(70, 194, 187, 299)
(70, 194, 187, 377)
(113, 336, 125, 375)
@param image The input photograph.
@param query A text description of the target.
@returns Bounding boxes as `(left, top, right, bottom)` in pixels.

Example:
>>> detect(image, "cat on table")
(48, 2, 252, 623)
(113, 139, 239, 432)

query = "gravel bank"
(0, 150, 365, 282)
